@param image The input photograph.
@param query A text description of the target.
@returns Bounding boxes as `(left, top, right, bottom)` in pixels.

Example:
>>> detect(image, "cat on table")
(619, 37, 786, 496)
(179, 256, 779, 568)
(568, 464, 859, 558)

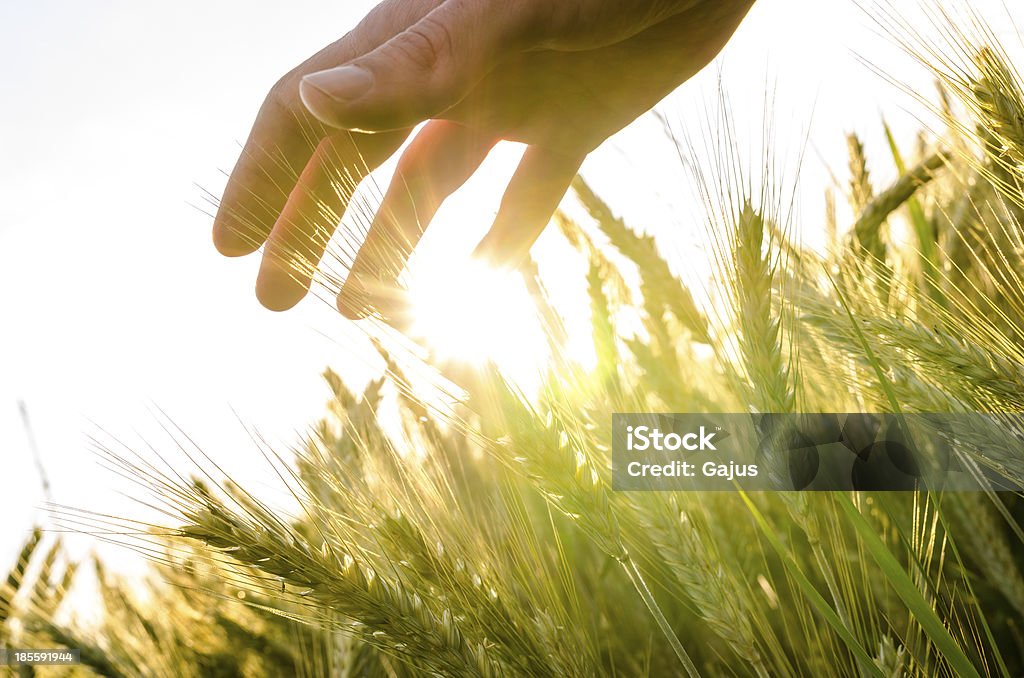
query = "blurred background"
(1, 0, 1018, 569)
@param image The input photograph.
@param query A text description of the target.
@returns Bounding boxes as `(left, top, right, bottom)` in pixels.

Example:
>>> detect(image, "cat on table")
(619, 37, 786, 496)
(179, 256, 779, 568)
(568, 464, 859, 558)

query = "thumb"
(299, 0, 535, 131)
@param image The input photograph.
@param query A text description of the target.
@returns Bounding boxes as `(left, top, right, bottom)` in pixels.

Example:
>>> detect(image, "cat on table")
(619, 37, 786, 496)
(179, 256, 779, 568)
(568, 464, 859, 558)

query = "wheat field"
(4, 4, 1024, 677)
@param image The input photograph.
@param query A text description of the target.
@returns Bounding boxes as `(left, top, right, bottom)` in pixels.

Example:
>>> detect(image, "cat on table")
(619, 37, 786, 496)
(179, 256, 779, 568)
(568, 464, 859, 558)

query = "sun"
(403, 259, 550, 388)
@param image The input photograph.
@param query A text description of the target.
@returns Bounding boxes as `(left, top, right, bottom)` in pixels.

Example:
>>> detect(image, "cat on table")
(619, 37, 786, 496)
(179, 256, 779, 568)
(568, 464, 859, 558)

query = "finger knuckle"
(266, 73, 299, 112)
(393, 16, 454, 71)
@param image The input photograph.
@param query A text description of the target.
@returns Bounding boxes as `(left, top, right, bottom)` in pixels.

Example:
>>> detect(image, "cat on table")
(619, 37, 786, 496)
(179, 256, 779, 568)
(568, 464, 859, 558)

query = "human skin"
(212, 0, 756, 316)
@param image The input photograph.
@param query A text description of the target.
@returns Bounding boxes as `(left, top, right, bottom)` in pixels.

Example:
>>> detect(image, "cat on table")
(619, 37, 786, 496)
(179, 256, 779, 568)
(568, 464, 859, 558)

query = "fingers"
(213, 106, 327, 257)
(213, 0, 447, 258)
(299, 0, 540, 132)
(256, 128, 409, 311)
(339, 120, 497, 319)
(473, 145, 584, 268)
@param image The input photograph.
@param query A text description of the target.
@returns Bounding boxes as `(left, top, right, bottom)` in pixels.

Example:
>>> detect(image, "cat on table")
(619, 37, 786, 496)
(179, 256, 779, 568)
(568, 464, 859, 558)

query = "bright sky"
(1, 0, 1020, 570)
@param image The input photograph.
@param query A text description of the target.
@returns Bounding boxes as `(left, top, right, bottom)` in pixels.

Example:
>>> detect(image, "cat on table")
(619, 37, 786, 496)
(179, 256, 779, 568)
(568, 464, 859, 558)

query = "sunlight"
(405, 259, 550, 387)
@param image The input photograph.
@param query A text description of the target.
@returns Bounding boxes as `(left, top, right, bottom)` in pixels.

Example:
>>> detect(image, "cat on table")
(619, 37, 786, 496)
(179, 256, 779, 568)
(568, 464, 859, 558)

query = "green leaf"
(837, 495, 981, 678)
(739, 493, 884, 677)
(882, 120, 944, 310)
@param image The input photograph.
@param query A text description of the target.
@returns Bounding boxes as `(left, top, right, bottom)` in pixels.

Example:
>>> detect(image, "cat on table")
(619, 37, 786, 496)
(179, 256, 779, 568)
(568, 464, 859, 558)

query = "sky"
(1, 0, 1020, 570)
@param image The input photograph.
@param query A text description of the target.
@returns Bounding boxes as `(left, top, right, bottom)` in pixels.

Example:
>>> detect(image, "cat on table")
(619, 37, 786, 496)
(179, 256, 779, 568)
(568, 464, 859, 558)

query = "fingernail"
(302, 65, 374, 102)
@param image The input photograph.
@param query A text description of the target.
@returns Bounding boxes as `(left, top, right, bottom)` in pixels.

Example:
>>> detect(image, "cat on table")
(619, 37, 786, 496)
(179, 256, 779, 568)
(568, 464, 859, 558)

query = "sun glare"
(406, 260, 550, 388)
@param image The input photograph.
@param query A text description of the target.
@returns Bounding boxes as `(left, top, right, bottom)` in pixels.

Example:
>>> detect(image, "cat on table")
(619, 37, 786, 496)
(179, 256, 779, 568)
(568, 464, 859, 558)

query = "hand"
(212, 0, 754, 316)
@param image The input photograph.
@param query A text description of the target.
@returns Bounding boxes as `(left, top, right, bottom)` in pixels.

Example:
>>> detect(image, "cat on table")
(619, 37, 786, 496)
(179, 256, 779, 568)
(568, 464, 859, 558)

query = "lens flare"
(405, 260, 549, 387)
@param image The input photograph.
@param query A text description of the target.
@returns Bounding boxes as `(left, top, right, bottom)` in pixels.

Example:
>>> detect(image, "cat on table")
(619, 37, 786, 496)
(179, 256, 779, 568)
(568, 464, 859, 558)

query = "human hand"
(212, 0, 754, 316)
